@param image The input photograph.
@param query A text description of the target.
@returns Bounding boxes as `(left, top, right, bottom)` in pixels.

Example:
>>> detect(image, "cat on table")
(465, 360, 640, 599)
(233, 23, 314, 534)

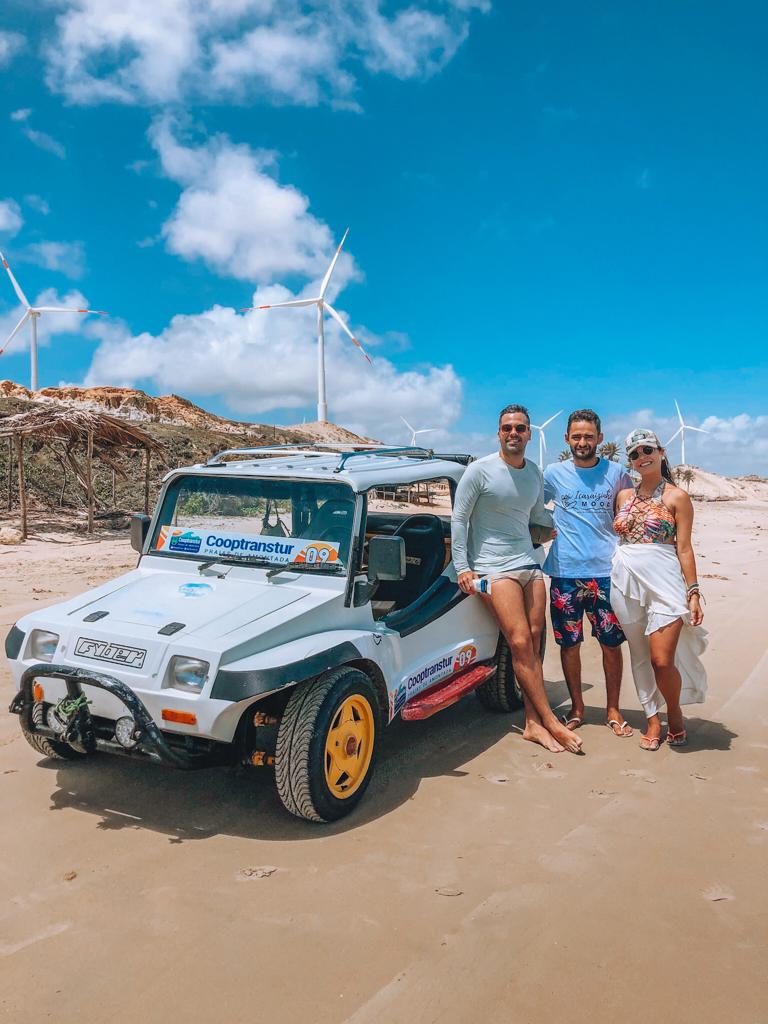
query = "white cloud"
(0, 30, 24, 67)
(0, 199, 23, 237)
(150, 116, 359, 287)
(10, 107, 32, 122)
(21, 241, 86, 279)
(599, 407, 768, 477)
(83, 288, 462, 438)
(21, 126, 67, 159)
(44, 0, 487, 107)
(24, 195, 51, 215)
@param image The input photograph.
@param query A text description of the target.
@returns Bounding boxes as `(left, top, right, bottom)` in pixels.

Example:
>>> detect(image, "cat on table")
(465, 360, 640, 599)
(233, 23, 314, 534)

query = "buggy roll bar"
(204, 444, 474, 472)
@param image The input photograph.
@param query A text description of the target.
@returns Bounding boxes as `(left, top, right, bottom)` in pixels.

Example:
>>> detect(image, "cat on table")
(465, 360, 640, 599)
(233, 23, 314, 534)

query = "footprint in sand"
(236, 866, 278, 881)
(482, 774, 509, 785)
(702, 885, 734, 902)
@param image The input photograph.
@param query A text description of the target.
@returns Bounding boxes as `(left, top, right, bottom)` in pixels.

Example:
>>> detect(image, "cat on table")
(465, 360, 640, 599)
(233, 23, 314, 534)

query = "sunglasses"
(628, 445, 657, 460)
(500, 423, 528, 434)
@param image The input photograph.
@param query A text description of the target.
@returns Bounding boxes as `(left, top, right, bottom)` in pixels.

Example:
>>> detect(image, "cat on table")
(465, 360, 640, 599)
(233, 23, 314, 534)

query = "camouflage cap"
(624, 427, 662, 454)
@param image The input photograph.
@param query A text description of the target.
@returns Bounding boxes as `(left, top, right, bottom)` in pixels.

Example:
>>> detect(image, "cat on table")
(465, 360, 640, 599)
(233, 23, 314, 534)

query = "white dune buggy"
(6, 445, 535, 822)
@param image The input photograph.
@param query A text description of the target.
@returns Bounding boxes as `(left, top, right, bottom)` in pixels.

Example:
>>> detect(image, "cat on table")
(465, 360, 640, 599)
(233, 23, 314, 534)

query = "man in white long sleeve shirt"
(452, 405, 584, 754)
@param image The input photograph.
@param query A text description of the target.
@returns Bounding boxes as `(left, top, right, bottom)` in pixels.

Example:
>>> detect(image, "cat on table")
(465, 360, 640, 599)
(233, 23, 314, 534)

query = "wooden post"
(16, 435, 27, 539)
(144, 448, 151, 514)
(6, 437, 12, 512)
(86, 430, 94, 533)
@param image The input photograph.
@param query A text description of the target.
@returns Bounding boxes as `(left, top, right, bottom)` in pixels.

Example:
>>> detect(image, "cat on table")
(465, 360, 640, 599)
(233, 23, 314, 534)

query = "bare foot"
(550, 721, 585, 754)
(523, 721, 566, 753)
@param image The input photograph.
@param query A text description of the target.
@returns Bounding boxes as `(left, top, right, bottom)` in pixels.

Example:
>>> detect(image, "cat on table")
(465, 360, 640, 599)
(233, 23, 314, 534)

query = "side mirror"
(353, 535, 406, 607)
(130, 514, 151, 553)
(367, 535, 406, 581)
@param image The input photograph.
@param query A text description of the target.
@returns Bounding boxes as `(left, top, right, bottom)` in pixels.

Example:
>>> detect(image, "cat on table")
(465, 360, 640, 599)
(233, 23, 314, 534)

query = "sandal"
(606, 719, 633, 737)
(559, 714, 583, 730)
(666, 728, 688, 747)
(639, 734, 661, 751)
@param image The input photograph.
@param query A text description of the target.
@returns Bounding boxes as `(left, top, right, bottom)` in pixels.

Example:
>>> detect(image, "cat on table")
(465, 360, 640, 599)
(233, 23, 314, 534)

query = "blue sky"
(0, 1, 766, 473)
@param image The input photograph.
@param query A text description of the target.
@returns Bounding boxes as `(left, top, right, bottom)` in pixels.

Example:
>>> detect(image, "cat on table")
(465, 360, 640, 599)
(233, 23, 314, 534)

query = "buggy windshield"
(150, 475, 356, 573)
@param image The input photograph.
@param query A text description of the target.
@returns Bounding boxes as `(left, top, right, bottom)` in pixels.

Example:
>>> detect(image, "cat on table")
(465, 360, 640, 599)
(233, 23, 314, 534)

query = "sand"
(1, 499, 767, 1024)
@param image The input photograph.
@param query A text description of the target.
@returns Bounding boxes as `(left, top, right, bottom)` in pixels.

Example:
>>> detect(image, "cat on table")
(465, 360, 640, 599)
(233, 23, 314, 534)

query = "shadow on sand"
(45, 680, 575, 842)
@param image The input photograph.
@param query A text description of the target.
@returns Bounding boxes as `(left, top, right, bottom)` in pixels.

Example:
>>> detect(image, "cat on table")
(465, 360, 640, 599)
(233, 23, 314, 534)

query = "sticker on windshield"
(156, 526, 339, 565)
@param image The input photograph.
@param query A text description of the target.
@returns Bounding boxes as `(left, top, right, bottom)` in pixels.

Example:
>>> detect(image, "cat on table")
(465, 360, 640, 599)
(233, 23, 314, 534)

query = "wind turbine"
(0, 251, 107, 391)
(666, 399, 708, 466)
(531, 410, 562, 469)
(400, 416, 435, 447)
(243, 229, 371, 423)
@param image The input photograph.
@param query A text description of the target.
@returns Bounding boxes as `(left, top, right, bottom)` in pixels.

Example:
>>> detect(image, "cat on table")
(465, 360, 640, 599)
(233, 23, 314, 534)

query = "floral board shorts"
(549, 577, 626, 648)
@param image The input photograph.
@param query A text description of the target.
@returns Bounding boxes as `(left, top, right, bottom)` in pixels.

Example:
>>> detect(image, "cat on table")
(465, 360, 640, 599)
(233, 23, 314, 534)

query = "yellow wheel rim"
(324, 694, 375, 799)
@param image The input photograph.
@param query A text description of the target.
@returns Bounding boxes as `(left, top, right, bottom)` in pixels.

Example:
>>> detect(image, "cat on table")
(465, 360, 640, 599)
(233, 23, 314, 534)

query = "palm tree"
(597, 441, 620, 462)
(558, 448, 572, 462)
(676, 466, 695, 491)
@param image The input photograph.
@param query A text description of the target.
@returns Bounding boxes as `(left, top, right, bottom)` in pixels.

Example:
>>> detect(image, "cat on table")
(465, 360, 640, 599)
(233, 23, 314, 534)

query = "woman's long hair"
(659, 448, 675, 485)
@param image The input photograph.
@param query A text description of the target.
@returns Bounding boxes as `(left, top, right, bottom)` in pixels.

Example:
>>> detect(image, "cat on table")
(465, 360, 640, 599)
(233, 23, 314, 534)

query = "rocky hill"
(0, 381, 377, 530)
(0, 381, 376, 444)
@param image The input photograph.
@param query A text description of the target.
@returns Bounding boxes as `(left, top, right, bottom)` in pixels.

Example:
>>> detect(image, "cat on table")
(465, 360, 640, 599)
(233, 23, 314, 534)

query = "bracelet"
(686, 582, 700, 595)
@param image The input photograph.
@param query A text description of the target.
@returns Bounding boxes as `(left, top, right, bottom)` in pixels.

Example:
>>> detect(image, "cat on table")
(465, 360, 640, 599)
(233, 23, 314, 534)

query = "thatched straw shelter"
(0, 406, 165, 537)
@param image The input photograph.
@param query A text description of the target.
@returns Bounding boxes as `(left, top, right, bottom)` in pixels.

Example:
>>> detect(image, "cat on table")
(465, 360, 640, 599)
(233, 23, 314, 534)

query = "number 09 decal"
(294, 541, 340, 564)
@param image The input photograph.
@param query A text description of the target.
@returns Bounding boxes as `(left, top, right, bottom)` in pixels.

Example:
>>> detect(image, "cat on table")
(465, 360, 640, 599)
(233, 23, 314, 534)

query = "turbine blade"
(247, 298, 317, 312)
(400, 415, 414, 433)
(539, 410, 563, 430)
(0, 311, 30, 355)
(0, 251, 31, 308)
(324, 302, 372, 364)
(687, 426, 709, 433)
(319, 228, 349, 298)
(674, 399, 684, 426)
(34, 306, 107, 314)
(666, 427, 682, 444)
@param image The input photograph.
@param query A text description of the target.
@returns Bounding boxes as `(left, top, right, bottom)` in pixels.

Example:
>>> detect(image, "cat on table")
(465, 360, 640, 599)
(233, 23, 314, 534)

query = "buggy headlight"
(115, 716, 139, 748)
(168, 656, 209, 693)
(29, 630, 60, 662)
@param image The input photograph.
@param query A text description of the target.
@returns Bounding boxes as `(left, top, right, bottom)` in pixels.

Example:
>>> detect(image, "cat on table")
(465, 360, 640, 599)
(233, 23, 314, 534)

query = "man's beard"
(571, 444, 596, 461)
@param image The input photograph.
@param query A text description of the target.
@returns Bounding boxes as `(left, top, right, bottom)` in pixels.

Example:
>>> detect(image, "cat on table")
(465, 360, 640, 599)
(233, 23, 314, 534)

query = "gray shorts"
(486, 566, 544, 590)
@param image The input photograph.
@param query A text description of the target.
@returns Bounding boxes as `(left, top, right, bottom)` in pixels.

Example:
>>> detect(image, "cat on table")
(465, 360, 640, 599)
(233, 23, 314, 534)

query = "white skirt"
(611, 543, 708, 711)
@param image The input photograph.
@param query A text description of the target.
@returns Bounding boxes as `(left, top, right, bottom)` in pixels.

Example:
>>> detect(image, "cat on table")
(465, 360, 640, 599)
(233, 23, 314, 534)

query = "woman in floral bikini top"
(614, 479, 677, 545)
(609, 428, 707, 752)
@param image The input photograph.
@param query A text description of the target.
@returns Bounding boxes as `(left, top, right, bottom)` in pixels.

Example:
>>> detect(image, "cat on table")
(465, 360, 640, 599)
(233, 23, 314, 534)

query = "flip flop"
(639, 735, 661, 751)
(559, 714, 583, 730)
(606, 719, 633, 737)
(666, 729, 688, 747)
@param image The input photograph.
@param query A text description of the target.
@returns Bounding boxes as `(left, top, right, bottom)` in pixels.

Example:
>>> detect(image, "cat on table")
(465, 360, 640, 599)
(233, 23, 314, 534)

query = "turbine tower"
(0, 251, 107, 391)
(401, 416, 435, 447)
(531, 410, 563, 469)
(244, 229, 371, 422)
(666, 399, 708, 466)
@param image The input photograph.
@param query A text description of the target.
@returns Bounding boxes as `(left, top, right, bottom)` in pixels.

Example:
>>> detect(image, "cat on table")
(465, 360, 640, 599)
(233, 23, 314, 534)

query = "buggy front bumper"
(9, 664, 222, 769)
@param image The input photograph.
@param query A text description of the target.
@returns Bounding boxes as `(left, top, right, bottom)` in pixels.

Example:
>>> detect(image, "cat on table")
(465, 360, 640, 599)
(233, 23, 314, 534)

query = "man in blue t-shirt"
(543, 409, 634, 737)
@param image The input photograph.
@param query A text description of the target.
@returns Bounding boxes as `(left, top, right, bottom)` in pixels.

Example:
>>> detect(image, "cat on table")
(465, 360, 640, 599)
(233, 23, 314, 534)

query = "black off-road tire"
(275, 667, 381, 823)
(20, 702, 90, 761)
(476, 631, 547, 713)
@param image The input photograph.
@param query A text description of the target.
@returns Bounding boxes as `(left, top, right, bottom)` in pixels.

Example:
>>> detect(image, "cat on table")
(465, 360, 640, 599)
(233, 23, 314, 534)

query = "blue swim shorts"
(549, 576, 626, 648)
